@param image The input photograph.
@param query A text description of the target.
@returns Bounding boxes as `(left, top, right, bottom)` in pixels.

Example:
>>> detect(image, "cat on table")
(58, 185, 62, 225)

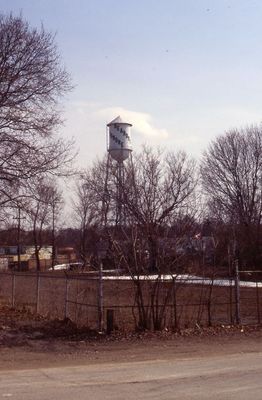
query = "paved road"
(0, 352, 262, 399)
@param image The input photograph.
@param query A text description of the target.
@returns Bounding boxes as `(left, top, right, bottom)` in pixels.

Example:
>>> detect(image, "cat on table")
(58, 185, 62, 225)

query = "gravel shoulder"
(0, 305, 261, 371)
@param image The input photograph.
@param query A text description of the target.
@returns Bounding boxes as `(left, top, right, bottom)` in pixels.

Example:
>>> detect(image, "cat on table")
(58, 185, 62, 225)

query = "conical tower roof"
(107, 115, 132, 127)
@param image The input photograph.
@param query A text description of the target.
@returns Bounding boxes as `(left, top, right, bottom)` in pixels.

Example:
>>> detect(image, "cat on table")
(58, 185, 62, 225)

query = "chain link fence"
(0, 271, 261, 331)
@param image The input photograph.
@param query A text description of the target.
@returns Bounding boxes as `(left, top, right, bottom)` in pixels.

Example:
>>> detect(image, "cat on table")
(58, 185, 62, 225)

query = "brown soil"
(0, 305, 261, 371)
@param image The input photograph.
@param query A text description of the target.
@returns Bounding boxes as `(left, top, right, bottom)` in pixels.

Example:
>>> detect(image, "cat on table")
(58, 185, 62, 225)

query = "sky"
(2, 0, 262, 168)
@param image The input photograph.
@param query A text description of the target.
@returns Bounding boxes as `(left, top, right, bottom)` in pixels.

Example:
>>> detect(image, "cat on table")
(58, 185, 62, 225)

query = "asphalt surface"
(0, 351, 262, 399)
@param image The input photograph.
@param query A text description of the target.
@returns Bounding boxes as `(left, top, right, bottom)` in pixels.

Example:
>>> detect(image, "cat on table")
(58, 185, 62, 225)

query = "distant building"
(56, 247, 77, 265)
(0, 245, 52, 270)
(0, 245, 78, 271)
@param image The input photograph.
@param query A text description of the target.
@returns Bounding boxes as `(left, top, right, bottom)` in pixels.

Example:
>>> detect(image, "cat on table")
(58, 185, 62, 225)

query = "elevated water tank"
(107, 116, 132, 162)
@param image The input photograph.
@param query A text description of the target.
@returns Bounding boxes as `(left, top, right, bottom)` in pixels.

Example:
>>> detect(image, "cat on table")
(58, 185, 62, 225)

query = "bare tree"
(23, 178, 63, 271)
(113, 147, 197, 329)
(82, 147, 196, 329)
(201, 125, 262, 268)
(73, 170, 102, 267)
(0, 13, 75, 205)
(117, 147, 197, 269)
(74, 147, 198, 330)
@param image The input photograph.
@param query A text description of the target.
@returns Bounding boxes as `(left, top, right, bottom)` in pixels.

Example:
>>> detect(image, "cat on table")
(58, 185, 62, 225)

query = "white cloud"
(96, 106, 169, 139)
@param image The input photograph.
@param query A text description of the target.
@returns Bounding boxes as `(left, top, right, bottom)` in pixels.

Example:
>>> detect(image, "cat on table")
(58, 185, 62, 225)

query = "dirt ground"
(0, 305, 261, 371)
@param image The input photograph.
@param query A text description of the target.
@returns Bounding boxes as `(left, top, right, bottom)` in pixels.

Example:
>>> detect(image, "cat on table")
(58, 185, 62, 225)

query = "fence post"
(64, 274, 69, 319)
(106, 309, 114, 334)
(36, 271, 40, 314)
(234, 259, 241, 324)
(256, 281, 261, 325)
(229, 277, 234, 324)
(172, 277, 178, 330)
(207, 276, 214, 327)
(11, 272, 15, 308)
(98, 260, 104, 332)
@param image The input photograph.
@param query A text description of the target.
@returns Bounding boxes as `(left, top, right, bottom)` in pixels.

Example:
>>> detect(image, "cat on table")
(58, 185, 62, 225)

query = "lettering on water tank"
(113, 124, 130, 140)
(123, 131, 130, 140)
(110, 132, 124, 147)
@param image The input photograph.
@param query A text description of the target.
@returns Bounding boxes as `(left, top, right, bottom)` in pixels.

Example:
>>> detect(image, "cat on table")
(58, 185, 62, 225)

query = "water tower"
(106, 116, 132, 225)
(107, 116, 132, 162)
